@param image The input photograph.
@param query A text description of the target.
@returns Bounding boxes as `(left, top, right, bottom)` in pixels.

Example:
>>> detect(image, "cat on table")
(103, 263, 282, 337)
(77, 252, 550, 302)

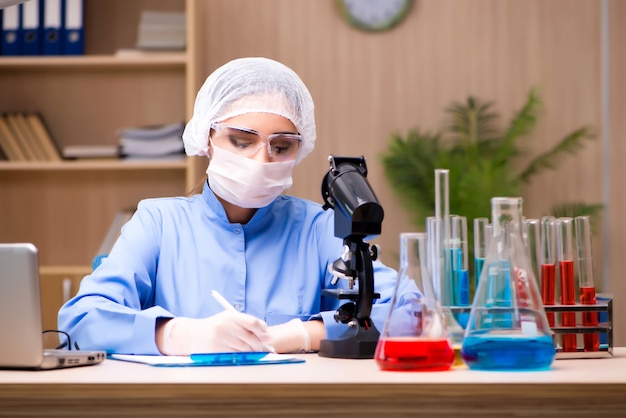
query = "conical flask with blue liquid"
(461, 197, 556, 370)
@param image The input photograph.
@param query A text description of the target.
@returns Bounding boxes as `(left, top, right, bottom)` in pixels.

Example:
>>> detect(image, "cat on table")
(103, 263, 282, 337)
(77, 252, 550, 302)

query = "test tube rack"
(448, 298, 613, 360)
(544, 298, 613, 359)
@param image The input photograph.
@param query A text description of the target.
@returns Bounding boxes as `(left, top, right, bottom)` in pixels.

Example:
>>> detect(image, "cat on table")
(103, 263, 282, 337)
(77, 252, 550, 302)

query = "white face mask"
(207, 144, 295, 208)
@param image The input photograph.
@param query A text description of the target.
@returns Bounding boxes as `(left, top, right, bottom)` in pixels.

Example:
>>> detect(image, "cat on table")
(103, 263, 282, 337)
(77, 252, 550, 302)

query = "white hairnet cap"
(182, 57, 316, 165)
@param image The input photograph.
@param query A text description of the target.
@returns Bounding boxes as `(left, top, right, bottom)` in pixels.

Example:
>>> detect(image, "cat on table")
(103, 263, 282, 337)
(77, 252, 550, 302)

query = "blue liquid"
(484, 260, 513, 328)
(474, 257, 485, 288)
(453, 269, 470, 328)
(461, 333, 555, 371)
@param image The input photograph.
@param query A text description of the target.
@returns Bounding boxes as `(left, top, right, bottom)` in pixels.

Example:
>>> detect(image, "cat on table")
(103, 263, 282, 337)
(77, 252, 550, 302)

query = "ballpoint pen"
(210, 289, 238, 313)
(210, 290, 276, 353)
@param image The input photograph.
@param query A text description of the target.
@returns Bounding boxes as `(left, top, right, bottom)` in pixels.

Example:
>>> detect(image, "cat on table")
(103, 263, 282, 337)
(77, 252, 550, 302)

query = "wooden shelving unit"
(0, 0, 201, 327)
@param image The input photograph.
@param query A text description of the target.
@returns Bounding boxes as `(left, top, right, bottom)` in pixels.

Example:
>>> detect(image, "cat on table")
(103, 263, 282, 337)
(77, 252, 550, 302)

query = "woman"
(58, 57, 406, 355)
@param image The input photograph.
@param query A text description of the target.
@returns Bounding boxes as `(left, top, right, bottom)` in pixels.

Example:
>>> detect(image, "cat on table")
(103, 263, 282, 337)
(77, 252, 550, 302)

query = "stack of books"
(62, 144, 119, 160)
(0, 113, 62, 161)
(117, 122, 185, 159)
(135, 10, 186, 51)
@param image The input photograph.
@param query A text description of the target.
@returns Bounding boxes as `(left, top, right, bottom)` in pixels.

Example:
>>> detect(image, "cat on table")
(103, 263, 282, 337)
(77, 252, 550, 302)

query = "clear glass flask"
(461, 197, 555, 371)
(375, 232, 455, 371)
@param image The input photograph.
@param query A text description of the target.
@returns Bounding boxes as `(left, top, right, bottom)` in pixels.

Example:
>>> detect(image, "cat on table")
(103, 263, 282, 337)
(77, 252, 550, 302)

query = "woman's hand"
(157, 311, 271, 355)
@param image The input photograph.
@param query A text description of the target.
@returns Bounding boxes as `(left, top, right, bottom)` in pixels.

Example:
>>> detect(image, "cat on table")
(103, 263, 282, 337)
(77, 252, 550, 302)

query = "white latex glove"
(161, 311, 271, 355)
(266, 318, 311, 354)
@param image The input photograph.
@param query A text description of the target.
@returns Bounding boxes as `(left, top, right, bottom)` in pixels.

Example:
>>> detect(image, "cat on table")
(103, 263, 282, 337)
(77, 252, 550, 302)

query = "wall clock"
(336, 0, 414, 32)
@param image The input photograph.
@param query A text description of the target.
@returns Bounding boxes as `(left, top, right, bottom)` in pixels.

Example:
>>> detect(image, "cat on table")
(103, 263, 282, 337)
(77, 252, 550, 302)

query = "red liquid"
(541, 263, 556, 327)
(580, 286, 600, 352)
(559, 260, 577, 352)
(375, 337, 454, 371)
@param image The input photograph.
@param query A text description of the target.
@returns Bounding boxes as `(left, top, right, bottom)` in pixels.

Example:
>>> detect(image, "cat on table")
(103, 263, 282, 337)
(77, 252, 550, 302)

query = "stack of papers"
(136, 11, 186, 50)
(110, 352, 305, 367)
(117, 122, 185, 159)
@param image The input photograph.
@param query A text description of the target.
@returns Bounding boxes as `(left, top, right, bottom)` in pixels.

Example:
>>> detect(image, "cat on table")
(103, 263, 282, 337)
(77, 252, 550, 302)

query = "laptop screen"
(0, 243, 48, 368)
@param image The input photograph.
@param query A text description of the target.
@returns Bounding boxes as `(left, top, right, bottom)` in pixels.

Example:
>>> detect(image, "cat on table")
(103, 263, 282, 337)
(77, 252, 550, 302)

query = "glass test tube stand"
(544, 297, 613, 359)
(449, 300, 613, 360)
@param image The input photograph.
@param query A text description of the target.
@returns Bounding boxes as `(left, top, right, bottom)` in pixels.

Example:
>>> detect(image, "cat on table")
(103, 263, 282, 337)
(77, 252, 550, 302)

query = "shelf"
(0, 159, 187, 171)
(0, 53, 187, 70)
(40, 265, 92, 276)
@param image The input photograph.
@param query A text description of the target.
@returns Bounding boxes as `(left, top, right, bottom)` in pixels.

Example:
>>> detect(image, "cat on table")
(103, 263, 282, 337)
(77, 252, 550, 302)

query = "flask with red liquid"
(375, 232, 455, 371)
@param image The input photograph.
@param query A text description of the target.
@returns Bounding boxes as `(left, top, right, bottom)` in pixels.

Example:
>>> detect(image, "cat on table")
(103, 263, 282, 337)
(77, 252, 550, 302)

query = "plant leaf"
(520, 126, 596, 182)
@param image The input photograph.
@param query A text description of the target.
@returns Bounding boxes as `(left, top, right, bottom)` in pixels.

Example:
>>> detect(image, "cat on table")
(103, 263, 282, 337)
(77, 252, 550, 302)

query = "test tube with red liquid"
(575, 216, 599, 352)
(557, 217, 577, 352)
(540, 216, 557, 328)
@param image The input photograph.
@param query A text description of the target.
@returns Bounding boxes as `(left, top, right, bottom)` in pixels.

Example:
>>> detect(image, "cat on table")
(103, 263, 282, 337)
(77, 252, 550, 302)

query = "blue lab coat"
(58, 182, 408, 354)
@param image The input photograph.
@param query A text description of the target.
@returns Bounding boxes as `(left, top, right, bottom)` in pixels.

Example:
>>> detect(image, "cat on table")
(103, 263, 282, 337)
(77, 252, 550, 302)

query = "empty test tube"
(523, 218, 541, 288)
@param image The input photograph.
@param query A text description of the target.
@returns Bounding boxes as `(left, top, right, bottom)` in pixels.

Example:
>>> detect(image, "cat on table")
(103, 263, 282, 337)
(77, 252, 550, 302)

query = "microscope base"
(318, 326, 380, 359)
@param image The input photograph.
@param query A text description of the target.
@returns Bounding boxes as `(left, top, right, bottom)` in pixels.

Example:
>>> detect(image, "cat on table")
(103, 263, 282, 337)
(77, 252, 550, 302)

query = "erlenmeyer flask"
(375, 232, 455, 371)
(461, 197, 556, 371)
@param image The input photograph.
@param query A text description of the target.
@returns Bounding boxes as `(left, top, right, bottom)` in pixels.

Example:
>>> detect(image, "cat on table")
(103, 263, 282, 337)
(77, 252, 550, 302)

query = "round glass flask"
(461, 197, 556, 371)
(375, 232, 454, 371)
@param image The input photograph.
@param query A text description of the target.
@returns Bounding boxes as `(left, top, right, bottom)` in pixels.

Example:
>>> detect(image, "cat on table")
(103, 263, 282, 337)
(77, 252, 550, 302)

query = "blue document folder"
(62, 0, 82, 55)
(21, 0, 42, 55)
(43, 0, 63, 55)
(1, 4, 21, 56)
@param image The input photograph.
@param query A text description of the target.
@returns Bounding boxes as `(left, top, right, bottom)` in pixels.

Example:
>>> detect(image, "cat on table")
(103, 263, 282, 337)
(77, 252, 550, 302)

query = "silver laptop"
(0, 243, 106, 370)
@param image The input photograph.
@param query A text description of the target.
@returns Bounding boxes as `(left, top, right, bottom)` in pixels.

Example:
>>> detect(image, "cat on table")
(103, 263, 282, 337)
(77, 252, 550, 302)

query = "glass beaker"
(461, 197, 556, 371)
(375, 232, 455, 371)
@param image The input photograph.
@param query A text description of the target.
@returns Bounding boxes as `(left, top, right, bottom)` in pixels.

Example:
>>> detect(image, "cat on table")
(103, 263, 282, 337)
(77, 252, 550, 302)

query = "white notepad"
(110, 352, 303, 367)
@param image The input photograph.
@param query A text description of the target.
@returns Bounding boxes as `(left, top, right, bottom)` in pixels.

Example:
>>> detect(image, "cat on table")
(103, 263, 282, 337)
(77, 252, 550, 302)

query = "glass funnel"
(375, 232, 455, 371)
(461, 197, 555, 371)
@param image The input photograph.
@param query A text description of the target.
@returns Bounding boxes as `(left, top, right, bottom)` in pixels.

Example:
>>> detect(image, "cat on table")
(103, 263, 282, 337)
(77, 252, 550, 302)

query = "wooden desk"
(2, 349, 626, 417)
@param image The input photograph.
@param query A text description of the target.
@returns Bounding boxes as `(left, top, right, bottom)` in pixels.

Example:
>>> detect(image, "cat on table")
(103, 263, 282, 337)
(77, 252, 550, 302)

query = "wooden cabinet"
(39, 266, 90, 346)
(0, 0, 204, 329)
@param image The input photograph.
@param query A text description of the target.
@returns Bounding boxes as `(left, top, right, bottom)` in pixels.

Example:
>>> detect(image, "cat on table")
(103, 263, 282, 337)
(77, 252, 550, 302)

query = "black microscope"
(319, 155, 384, 359)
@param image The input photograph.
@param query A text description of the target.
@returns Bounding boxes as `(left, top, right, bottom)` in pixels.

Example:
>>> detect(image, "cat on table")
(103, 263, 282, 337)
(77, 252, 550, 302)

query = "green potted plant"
(381, 88, 602, 277)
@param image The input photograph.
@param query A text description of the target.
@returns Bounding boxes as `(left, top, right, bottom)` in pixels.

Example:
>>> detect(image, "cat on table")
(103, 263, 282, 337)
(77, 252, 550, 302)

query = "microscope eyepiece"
(321, 155, 384, 239)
